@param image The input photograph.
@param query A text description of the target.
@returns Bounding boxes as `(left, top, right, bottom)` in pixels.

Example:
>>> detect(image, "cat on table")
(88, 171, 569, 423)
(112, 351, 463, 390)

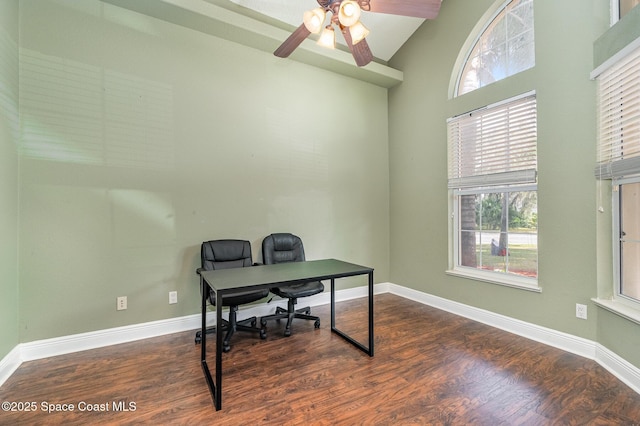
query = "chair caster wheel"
(223, 345, 231, 353)
(284, 329, 291, 337)
(314, 319, 320, 328)
(260, 330, 267, 339)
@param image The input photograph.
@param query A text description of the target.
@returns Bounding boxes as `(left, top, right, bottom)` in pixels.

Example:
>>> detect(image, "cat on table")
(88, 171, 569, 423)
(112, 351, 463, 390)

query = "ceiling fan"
(274, 0, 441, 67)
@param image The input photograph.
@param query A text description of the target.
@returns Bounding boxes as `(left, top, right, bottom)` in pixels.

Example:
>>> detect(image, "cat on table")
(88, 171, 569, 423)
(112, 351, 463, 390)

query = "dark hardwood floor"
(1, 294, 639, 425)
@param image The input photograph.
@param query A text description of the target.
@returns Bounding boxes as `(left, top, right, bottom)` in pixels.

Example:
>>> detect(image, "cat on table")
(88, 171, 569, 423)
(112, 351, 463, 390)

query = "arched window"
(456, 0, 535, 96)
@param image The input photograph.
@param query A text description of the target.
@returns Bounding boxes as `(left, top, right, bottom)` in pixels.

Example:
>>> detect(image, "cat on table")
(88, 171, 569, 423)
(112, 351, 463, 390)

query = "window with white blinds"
(595, 44, 640, 180)
(448, 92, 537, 189)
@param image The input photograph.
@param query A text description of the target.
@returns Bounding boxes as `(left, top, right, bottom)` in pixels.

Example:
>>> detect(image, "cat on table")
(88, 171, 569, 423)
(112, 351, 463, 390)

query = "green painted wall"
(388, 0, 630, 358)
(7, 0, 640, 375)
(16, 0, 389, 342)
(0, 0, 20, 360)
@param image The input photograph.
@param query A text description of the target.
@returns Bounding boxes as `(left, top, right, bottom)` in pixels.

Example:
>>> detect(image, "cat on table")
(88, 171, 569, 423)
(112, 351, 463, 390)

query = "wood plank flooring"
(1, 294, 639, 425)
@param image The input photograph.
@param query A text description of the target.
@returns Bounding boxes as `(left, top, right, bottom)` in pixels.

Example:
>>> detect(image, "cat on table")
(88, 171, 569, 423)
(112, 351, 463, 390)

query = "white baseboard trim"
(2, 282, 639, 396)
(20, 314, 204, 363)
(387, 284, 596, 358)
(0, 283, 387, 387)
(595, 342, 640, 395)
(386, 283, 640, 395)
(0, 345, 21, 388)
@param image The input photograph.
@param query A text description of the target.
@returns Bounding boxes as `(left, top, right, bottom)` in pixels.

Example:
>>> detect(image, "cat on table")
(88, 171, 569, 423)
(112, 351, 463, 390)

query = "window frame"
(593, 36, 640, 320)
(450, 183, 539, 291)
(611, 0, 640, 25)
(612, 176, 640, 309)
(447, 92, 539, 291)
(452, 0, 535, 97)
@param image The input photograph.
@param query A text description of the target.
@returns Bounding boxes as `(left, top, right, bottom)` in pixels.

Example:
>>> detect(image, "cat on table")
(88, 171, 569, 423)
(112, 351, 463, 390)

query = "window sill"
(446, 268, 541, 293)
(592, 298, 640, 326)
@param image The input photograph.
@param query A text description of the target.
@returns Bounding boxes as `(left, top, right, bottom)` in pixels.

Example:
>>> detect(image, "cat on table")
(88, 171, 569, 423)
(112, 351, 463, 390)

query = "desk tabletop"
(200, 258, 373, 293)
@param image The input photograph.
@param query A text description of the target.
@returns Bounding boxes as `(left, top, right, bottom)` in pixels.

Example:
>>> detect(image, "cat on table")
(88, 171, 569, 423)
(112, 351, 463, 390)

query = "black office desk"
(199, 258, 374, 410)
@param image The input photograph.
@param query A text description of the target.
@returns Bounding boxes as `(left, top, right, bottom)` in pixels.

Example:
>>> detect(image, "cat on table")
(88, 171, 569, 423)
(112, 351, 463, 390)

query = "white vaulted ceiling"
(100, 0, 439, 87)
(227, 0, 425, 61)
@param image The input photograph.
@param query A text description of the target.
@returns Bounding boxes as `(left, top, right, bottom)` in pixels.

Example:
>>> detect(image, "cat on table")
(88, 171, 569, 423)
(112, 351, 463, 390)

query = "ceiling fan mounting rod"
(317, 0, 371, 29)
(330, 2, 340, 26)
(318, 0, 371, 13)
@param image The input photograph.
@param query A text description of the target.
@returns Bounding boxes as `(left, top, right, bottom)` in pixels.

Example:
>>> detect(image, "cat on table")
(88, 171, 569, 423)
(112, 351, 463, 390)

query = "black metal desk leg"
(200, 277, 218, 409)
(215, 291, 223, 410)
(329, 273, 374, 356)
(330, 278, 336, 329)
(368, 271, 374, 356)
(201, 276, 206, 362)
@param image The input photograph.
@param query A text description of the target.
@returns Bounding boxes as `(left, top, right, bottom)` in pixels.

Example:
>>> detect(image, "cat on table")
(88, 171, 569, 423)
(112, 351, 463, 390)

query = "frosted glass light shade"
(338, 1, 361, 27)
(317, 25, 336, 49)
(349, 21, 369, 45)
(303, 8, 326, 34)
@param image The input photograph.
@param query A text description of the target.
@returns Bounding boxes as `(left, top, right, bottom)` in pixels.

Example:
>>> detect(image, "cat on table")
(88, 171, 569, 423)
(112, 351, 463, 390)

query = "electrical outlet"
(117, 296, 127, 311)
(576, 303, 587, 320)
(169, 291, 178, 304)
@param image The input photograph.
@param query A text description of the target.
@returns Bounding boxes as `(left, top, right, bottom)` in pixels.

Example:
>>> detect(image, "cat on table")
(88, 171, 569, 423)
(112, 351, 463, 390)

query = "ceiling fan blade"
(365, 0, 441, 19)
(274, 24, 311, 58)
(342, 28, 373, 67)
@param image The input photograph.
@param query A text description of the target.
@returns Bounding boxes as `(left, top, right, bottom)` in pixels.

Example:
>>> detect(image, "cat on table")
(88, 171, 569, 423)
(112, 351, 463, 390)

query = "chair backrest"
(201, 239, 253, 271)
(262, 233, 305, 265)
(200, 239, 257, 306)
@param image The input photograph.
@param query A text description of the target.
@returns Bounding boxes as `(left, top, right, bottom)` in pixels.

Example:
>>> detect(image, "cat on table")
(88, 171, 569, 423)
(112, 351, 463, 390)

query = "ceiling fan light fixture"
(349, 20, 370, 45)
(317, 25, 336, 49)
(303, 8, 326, 34)
(338, 0, 361, 27)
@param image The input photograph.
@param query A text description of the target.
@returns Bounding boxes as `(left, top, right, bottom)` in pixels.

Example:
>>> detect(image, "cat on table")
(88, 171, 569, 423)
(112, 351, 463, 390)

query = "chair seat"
(196, 239, 268, 349)
(210, 289, 269, 307)
(272, 281, 324, 299)
(260, 233, 324, 337)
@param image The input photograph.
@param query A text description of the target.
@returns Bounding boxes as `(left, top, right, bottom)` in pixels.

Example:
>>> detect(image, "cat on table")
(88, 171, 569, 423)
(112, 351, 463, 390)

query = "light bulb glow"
(303, 8, 326, 34)
(317, 25, 336, 49)
(338, 1, 361, 27)
(343, 3, 356, 17)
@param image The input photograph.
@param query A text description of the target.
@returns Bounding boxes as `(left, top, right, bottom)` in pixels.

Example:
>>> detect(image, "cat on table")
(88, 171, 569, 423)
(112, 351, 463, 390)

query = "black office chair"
(260, 233, 324, 337)
(195, 239, 268, 352)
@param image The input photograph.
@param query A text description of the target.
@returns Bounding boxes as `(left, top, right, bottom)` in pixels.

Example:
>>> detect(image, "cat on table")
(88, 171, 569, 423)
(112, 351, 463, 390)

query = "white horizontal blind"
(596, 44, 640, 180)
(448, 94, 537, 189)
